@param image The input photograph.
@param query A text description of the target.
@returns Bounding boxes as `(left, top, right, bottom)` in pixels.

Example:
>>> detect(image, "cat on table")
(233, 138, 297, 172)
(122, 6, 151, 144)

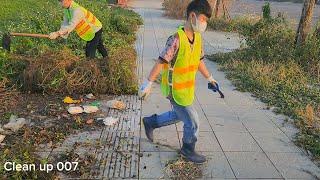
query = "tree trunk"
(214, 0, 221, 18)
(295, 0, 316, 46)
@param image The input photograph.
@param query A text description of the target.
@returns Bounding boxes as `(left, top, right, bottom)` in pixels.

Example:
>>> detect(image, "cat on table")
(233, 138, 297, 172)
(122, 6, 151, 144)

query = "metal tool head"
(208, 82, 225, 98)
(2, 33, 11, 51)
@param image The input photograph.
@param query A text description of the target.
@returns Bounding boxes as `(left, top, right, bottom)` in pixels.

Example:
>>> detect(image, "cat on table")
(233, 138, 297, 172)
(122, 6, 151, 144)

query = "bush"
(295, 34, 320, 81)
(243, 17, 295, 61)
(208, 15, 259, 33)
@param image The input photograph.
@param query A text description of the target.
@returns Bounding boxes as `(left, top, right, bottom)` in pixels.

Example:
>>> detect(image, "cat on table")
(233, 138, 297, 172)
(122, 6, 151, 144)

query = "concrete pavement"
(130, 0, 320, 179)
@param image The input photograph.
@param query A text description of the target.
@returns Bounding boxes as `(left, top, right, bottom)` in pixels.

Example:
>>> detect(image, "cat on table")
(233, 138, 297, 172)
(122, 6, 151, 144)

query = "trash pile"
(63, 94, 126, 127)
(164, 158, 203, 179)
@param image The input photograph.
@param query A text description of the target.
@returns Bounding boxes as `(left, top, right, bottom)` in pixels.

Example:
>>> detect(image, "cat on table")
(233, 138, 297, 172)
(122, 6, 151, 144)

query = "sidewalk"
(130, 0, 320, 179)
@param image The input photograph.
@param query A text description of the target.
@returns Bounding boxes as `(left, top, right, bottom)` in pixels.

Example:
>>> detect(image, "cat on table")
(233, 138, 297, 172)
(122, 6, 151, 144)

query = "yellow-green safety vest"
(65, 2, 102, 41)
(160, 27, 202, 106)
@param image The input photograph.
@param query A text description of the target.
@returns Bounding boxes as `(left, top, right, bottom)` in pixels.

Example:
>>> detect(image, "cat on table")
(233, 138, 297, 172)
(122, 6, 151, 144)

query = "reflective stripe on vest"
(160, 27, 202, 106)
(65, 2, 102, 41)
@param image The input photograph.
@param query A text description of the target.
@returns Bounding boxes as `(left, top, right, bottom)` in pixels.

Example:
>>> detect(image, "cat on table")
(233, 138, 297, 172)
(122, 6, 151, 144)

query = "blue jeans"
(155, 98, 199, 144)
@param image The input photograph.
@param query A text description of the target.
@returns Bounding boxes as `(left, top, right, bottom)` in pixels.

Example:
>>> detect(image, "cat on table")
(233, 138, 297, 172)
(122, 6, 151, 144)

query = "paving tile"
(242, 119, 281, 133)
(207, 116, 247, 133)
(178, 131, 222, 152)
(153, 130, 181, 151)
(251, 131, 302, 153)
(225, 152, 282, 179)
(267, 152, 320, 179)
(201, 106, 237, 119)
(139, 152, 164, 179)
(201, 152, 235, 179)
(215, 132, 262, 152)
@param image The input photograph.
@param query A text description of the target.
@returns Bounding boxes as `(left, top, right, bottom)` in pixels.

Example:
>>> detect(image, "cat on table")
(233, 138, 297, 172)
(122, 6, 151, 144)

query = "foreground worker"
(49, 0, 108, 58)
(139, 0, 219, 164)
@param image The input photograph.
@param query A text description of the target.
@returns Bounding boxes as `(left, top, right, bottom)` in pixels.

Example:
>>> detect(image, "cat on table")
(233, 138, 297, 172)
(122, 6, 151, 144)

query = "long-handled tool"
(208, 82, 225, 98)
(2, 33, 49, 51)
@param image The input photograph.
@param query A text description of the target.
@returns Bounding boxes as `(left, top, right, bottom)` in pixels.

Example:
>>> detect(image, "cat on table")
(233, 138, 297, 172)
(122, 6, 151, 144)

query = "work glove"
(207, 75, 219, 92)
(49, 32, 60, 40)
(138, 80, 153, 100)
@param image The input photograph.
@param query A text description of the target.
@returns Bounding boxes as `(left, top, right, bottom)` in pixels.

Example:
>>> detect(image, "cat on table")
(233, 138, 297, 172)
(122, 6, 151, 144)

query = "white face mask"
(191, 15, 207, 33)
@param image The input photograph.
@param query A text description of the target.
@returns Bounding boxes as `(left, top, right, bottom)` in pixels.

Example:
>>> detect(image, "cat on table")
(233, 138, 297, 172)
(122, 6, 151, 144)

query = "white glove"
(48, 32, 59, 40)
(207, 75, 220, 92)
(138, 80, 153, 100)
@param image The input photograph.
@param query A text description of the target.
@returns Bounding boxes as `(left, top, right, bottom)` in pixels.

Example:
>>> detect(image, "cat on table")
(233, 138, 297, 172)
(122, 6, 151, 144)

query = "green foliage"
(208, 15, 259, 33)
(243, 17, 295, 61)
(0, 0, 143, 94)
(262, 2, 271, 19)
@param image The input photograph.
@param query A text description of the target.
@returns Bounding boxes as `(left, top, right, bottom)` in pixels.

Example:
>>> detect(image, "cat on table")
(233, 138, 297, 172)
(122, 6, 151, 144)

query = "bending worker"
(139, 0, 219, 164)
(49, 0, 108, 58)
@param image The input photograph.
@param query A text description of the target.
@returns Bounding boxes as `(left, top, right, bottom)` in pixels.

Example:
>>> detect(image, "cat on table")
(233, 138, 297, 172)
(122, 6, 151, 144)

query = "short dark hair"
(186, 0, 212, 19)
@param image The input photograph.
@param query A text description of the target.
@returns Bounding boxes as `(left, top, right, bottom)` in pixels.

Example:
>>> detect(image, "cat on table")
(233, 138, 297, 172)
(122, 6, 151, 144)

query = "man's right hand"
(138, 80, 153, 100)
(49, 32, 60, 40)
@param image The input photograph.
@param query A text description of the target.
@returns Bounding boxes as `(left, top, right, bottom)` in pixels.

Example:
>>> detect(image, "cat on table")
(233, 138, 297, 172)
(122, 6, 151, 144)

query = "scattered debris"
(97, 117, 119, 126)
(86, 119, 94, 125)
(83, 106, 99, 114)
(63, 96, 81, 104)
(106, 100, 126, 110)
(0, 126, 5, 134)
(3, 115, 27, 132)
(0, 135, 5, 143)
(68, 106, 83, 115)
(164, 158, 203, 179)
(85, 93, 95, 99)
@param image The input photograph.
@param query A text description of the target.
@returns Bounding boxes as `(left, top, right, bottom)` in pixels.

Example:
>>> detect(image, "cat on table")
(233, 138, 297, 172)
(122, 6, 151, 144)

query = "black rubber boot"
(180, 141, 206, 164)
(142, 114, 157, 142)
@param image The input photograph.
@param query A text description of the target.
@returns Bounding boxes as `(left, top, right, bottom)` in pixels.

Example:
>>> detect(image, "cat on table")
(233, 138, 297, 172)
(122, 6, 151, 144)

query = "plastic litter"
(0, 135, 5, 143)
(106, 100, 126, 110)
(86, 119, 94, 124)
(85, 93, 95, 99)
(83, 105, 99, 113)
(97, 117, 119, 126)
(90, 101, 101, 107)
(3, 115, 27, 132)
(67, 106, 83, 115)
(63, 96, 81, 104)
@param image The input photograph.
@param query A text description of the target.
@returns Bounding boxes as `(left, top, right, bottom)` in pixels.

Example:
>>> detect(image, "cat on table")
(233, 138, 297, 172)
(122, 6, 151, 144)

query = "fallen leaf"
(86, 119, 94, 124)
(63, 96, 81, 104)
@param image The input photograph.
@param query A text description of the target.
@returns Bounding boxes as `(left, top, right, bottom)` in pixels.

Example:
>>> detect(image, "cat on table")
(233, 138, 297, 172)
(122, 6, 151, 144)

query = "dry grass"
(297, 104, 320, 131)
(18, 47, 137, 95)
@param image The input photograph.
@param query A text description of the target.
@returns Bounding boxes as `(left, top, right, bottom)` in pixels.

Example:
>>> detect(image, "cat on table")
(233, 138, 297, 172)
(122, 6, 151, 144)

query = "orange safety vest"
(161, 27, 202, 106)
(65, 1, 102, 41)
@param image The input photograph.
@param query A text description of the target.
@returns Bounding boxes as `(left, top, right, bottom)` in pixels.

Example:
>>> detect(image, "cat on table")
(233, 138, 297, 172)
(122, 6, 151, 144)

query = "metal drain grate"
(89, 95, 141, 179)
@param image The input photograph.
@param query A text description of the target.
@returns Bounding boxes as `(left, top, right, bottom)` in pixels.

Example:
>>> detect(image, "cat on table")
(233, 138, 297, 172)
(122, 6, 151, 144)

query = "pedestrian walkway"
(129, 0, 320, 179)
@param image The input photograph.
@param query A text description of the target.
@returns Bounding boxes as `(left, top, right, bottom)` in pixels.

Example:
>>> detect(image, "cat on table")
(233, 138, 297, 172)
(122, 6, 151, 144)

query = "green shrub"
(208, 15, 259, 33)
(243, 17, 295, 61)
